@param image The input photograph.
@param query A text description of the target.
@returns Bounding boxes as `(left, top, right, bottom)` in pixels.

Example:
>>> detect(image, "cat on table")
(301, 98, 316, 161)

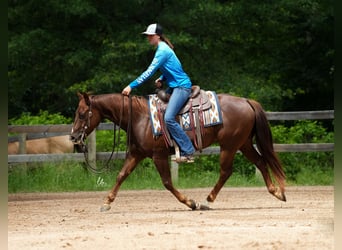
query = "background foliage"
(8, 0, 334, 120)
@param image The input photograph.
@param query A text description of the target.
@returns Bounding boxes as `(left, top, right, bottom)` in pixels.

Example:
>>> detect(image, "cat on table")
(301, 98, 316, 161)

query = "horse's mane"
(90, 93, 150, 114)
(131, 95, 149, 112)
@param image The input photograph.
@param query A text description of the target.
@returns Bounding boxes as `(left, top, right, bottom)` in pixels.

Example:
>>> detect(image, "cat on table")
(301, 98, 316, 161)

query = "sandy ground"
(8, 186, 334, 250)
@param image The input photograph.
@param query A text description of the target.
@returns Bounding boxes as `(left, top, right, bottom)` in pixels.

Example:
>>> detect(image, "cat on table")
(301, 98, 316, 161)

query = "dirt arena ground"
(8, 186, 334, 250)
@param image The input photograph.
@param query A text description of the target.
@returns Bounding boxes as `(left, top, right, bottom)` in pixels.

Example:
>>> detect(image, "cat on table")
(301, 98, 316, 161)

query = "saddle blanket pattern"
(148, 91, 223, 136)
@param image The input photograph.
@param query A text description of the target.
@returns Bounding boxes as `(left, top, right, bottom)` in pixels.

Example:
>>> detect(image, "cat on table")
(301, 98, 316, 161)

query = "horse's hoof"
(274, 188, 286, 202)
(188, 200, 212, 210)
(280, 193, 287, 202)
(100, 204, 111, 212)
(198, 203, 211, 210)
(189, 199, 197, 210)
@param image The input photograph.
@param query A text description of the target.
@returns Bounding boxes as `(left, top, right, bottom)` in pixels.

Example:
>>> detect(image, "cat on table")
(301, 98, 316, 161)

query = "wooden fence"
(8, 110, 334, 165)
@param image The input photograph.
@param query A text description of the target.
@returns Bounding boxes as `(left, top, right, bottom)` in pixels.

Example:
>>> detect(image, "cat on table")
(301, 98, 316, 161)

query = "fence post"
(18, 133, 27, 154)
(170, 158, 179, 184)
(87, 129, 96, 168)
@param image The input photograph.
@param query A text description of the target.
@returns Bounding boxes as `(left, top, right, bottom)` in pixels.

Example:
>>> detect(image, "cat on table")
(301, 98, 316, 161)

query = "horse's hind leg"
(153, 157, 198, 210)
(240, 142, 284, 201)
(206, 149, 235, 204)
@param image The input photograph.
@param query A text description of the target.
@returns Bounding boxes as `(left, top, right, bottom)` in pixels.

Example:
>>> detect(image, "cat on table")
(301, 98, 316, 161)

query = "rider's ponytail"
(160, 35, 174, 50)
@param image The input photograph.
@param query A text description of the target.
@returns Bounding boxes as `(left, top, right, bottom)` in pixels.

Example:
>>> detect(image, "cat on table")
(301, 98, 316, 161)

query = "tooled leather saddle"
(154, 85, 212, 152)
(155, 85, 212, 113)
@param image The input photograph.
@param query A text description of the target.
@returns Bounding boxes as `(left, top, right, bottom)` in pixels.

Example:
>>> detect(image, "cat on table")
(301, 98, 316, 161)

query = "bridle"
(76, 94, 132, 174)
(78, 102, 93, 150)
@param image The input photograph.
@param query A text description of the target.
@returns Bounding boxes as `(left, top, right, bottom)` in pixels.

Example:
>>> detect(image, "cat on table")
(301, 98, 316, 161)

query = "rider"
(121, 23, 195, 163)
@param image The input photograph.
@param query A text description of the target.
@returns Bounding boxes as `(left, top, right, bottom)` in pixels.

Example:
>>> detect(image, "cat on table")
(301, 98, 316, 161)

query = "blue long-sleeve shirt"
(129, 41, 192, 89)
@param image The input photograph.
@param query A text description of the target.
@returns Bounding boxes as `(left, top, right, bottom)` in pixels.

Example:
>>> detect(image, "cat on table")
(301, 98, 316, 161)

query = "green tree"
(8, 0, 334, 120)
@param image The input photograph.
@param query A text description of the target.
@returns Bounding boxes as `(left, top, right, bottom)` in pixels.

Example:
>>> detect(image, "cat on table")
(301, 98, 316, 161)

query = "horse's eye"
(79, 113, 86, 120)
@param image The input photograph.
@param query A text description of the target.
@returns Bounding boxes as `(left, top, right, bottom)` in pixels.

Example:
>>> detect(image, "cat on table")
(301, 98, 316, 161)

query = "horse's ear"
(77, 92, 83, 100)
(77, 92, 91, 106)
(82, 92, 91, 106)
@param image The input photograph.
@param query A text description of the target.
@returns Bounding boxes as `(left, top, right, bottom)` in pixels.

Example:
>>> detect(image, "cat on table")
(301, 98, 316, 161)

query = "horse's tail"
(247, 99, 286, 192)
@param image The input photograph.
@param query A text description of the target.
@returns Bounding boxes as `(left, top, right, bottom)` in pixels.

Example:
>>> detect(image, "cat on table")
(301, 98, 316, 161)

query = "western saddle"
(155, 85, 212, 155)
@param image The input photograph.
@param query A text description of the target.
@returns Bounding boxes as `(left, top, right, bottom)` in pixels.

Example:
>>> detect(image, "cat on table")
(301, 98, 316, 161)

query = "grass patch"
(8, 152, 333, 193)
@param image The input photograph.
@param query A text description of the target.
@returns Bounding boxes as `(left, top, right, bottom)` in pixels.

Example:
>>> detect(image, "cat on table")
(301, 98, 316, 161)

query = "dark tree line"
(8, 0, 334, 119)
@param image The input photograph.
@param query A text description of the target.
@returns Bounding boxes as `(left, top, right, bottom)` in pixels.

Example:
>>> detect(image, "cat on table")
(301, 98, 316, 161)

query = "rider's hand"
(155, 78, 163, 88)
(122, 85, 132, 96)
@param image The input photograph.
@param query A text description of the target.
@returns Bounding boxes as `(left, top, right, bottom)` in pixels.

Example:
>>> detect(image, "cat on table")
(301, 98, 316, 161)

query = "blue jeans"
(164, 87, 195, 156)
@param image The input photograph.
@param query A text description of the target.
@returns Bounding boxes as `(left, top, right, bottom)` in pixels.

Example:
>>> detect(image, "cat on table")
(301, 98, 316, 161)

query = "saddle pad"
(148, 91, 223, 136)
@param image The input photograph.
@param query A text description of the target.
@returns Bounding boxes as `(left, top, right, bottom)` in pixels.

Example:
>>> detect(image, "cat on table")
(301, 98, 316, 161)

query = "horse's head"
(70, 92, 98, 146)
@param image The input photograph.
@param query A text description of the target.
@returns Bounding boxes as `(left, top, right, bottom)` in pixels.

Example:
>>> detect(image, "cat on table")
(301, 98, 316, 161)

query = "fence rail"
(266, 110, 334, 120)
(8, 110, 334, 164)
(8, 143, 334, 164)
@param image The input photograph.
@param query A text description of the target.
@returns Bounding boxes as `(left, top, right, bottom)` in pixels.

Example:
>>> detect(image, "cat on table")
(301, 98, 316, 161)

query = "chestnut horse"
(70, 92, 286, 211)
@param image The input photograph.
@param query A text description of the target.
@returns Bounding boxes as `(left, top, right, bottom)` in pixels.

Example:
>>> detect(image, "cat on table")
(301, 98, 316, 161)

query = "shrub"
(8, 110, 72, 125)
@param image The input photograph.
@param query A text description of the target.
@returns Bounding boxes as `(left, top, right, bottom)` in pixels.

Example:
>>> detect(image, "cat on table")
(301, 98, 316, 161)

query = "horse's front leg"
(101, 153, 144, 212)
(153, 157, 198, 210)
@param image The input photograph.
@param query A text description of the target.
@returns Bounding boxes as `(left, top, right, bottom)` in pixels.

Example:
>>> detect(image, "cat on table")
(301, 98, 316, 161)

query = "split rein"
(82, 95, 132, 174)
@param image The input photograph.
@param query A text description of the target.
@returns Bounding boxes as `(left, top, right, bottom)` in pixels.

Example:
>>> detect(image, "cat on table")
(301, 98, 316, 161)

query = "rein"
(82, 95, 132, 174)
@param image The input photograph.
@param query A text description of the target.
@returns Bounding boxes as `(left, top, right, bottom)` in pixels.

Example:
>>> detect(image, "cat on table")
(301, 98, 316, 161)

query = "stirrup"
(172, 155, 195, 163)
